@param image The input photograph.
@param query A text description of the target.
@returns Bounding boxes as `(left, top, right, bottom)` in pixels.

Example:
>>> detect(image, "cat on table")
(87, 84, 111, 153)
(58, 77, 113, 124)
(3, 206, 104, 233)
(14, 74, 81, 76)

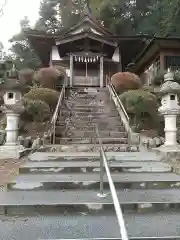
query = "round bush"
(22, 98, 50, 122)
(19, 68, 34, 93)
(34, 67, 65, 89)
(19, 68, 34, 84)
(24, 87, 59, 111)
(111, 72, 141, 93)
(120, 89, 157, 115)
(120, 89, 158, 129)
(141, 85, 154, 93)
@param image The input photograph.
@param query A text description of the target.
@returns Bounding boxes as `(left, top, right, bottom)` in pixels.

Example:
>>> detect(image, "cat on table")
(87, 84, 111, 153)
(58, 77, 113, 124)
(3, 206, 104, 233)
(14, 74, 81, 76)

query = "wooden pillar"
(119, 52, 122, 72)
(70, 54, 73, 87)
(100, 55, 104, 88)
(160, 52, 165, 72)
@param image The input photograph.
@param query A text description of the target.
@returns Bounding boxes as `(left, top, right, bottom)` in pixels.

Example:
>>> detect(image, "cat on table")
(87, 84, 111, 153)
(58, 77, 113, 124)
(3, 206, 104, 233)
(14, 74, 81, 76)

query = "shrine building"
(24, 7, 180, 87)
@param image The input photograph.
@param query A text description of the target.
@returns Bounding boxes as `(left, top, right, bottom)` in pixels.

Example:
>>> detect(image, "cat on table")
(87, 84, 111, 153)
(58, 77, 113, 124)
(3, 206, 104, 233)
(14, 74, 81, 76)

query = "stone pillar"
(164, 112, 179, 146)
(0, 104, 24, 159)
(70, 54, 73, 87)
(100, 55, 104, 88)
(6, 111, 20, 145)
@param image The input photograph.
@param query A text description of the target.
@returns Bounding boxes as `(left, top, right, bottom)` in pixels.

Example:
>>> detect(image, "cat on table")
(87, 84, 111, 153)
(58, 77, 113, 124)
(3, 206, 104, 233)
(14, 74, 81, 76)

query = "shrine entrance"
(70, 52, 104, 87)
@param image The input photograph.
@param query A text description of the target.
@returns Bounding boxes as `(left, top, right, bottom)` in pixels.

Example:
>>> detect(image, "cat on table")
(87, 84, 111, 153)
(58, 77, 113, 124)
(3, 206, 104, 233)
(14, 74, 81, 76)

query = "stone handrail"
(50, 83, 65, 144)
(106, 75, 132, 135)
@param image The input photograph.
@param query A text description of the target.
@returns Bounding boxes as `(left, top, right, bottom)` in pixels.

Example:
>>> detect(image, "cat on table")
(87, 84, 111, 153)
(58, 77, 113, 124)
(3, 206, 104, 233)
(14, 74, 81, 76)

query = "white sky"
(0, 0, 41, 50)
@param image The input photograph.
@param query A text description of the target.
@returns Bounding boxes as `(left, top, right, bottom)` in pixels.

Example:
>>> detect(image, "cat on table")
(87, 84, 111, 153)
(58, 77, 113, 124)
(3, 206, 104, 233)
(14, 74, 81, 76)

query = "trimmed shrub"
(111, 72, 141, 93)
(22, 98, 50, 122)
(34, 67, 65, 89)
(1, 117, 6, 130)
(141, 85, 154, 93)
(120, 89, 158, 130)
(24, 87, 59, 111)
(19, 68, 34, 93)
(19, 68, 34, 84)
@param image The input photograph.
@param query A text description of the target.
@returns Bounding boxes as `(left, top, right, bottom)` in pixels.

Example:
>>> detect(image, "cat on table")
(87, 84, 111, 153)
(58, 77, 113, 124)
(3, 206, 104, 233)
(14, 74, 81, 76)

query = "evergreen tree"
(9, 17, 41, 69)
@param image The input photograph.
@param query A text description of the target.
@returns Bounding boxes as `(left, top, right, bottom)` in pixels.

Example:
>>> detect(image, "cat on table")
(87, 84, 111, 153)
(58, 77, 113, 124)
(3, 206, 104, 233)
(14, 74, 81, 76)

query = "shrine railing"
(95, 124, 129, 240)
(105, 75, 132, 144)
(50, 83, 66, 144)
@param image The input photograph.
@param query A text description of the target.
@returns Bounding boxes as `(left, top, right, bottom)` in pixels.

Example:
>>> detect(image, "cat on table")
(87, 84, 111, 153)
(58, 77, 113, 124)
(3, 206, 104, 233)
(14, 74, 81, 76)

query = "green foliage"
(34, 67, 65, 89)
(24, 87, 59, 111)
(1, 118, 6, 130)
(7, 0, 180, 70)
(152, 71, 165, 86)
(19, 68, 35, 93)
(120, 89, 158, 130)
(141, 85, 154, 93)
(22, 98, 50, 122)
(9, 17, 41, 69)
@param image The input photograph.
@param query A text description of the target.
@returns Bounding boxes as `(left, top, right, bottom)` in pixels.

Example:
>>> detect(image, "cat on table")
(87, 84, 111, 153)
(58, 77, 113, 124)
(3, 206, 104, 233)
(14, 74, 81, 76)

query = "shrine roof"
(25, 28, 150, 67)
(130, 37, 180, 73)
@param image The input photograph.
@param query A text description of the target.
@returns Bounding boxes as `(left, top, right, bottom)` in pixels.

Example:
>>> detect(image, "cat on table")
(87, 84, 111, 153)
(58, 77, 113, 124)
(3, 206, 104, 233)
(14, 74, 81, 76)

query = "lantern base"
(0, 144, 23, 159)
(155, 144, 180, 153)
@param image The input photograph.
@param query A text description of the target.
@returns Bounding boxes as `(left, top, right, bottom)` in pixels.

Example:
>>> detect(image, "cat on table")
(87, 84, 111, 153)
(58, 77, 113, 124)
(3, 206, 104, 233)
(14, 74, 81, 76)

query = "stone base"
(0, 144, 23, 159)
(154, 144, 180, 153)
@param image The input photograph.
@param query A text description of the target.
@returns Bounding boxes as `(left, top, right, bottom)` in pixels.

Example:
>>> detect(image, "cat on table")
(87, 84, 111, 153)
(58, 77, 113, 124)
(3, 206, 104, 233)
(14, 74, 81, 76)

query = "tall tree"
(9, 17, 41, 69)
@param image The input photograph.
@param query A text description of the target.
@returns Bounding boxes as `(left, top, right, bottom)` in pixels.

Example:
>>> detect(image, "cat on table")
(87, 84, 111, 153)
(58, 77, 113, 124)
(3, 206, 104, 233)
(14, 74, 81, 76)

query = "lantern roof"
(160, 69, 180, 94)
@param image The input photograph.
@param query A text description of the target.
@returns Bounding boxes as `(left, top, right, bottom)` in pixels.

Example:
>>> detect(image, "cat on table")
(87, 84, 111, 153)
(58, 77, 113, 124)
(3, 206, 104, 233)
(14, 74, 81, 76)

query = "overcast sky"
(0, 0, 41, 50)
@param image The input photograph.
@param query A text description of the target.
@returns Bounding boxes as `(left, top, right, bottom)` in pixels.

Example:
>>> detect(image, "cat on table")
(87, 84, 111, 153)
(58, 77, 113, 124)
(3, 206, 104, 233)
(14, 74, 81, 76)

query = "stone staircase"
(1, 151, 180, 239)
(54, 87, 131, 151)
(1, 87, 180, 239)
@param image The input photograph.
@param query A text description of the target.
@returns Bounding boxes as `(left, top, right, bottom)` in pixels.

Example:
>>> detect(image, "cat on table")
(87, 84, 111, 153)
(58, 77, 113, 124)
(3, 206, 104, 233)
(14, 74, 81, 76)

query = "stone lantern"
(0, 64, 26, 159)
(158, 69, 180, 151)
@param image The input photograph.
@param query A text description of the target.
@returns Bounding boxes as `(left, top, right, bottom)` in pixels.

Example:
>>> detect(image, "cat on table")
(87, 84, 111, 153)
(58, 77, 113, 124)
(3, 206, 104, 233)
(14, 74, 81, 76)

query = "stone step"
(66, 103, 115, 109)
(67, 94, 110, 99)
(29, 152, 162, 162)
(8, 172, 180, 190)
(44, 144, 131, 152)
(1, 189, 180, 215)
(69, 87, 108, 92)
(55, 125, 126, 132)
(20, 161, 172, 174)
(64, 107, 117, 113)
(56, 137, 128, 145)
(61, 111, 119, 117)
(57, 119, 123, 127)
(69, 89, 108, 93)
(60, 116, 121, 122)
(66, 102, 115, 108)
(60, 131, 128, 138)
(63, 105, 117, 111)
(1, 211, 180, 239)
